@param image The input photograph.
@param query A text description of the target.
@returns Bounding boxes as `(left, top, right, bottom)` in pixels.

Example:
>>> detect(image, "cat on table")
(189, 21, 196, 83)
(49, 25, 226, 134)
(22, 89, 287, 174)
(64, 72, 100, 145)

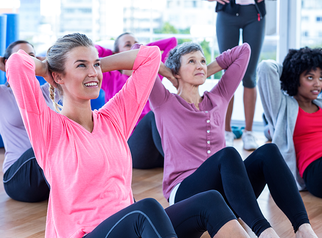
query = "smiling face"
(176, 50, 207, 86)
(55, 46, 102, 103)
(117, 34, 138, 53)
(296, 67, 322, 101)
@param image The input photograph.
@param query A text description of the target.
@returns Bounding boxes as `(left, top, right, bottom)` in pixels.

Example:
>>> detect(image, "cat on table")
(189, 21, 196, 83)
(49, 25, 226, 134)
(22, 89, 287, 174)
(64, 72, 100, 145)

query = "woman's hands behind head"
(159, 63, 178, 89)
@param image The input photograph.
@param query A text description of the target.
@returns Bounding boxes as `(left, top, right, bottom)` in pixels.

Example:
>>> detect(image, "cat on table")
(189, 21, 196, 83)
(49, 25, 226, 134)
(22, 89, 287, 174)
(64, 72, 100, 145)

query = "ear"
(52, 72, 64, 85)
(175, 73, 182, 80)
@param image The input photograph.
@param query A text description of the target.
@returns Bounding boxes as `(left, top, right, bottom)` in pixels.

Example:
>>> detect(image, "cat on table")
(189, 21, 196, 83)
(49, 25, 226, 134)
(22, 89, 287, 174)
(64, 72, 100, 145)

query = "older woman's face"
(176, 51, 207, 86)
(117, 34, 138, 53)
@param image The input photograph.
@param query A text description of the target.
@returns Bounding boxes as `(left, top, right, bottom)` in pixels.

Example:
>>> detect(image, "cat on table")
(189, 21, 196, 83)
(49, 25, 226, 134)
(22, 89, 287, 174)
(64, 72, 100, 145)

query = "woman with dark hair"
(258, 47, 322, 198)
(149, 41, 318, 238)
(96, 32, 177, 169)
(5, 32, 254, 238)
(0, 40, 59, 202)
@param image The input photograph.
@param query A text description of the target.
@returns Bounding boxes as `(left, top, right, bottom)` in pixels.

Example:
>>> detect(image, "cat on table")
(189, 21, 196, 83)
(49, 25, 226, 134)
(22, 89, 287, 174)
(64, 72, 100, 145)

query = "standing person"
(96, 32, 177, 169)
(258, 47, 322, 198)
(6, 33, 251, 238)
(207, 0, 266, 150)
(149, 42, 318, 238)
(0, 40, 59, 202)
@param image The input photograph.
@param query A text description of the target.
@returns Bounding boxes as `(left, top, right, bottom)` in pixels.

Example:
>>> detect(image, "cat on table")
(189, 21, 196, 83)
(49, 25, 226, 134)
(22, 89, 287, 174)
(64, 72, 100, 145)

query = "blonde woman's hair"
(46, 33, 94, 111)
(49, 84, 63, 112)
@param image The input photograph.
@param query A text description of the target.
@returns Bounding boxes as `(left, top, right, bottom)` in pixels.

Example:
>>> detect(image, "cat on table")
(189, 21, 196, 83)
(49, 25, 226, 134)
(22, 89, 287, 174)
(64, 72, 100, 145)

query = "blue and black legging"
(174, 144, 310, 237)
(84, 192, 237, 238)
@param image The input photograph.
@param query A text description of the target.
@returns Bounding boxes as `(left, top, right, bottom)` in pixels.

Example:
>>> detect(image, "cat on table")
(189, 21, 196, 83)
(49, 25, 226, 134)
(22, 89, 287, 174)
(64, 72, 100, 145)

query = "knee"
(258, 143, 283, 161)
(195, 190, 227, 208)
(218, 147, 243, 164)
(136, 198, 164, 213)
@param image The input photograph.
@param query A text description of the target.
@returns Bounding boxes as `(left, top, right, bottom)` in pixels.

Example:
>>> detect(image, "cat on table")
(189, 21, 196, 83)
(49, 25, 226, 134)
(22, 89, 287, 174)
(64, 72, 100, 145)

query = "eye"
(189, 59, 194, 63)
(94, 62, 100, 67)
(307, 76, 313, 80)
(201, 59, 206, 64)
(29, 53, 35, 57)
(319, 76, 322, 81)
(77, 63, 86, 68)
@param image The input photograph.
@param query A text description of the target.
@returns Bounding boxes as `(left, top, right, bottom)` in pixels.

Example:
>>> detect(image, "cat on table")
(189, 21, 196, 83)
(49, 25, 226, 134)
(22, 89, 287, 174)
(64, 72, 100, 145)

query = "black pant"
(175, 144, 309, 236)
(3, 147, 49, 202)
(128, 111, 164, 169)
(303, 157, 322, 198)
(216, 5, 266, 88)
(85, 192, 236, 238)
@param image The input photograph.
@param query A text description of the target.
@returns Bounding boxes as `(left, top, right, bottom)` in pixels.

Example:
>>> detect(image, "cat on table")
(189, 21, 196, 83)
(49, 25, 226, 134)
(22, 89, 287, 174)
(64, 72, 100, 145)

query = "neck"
(294, 95, 317, 113)
(177, 84, 202, 109)
(61, 99, 94, 132)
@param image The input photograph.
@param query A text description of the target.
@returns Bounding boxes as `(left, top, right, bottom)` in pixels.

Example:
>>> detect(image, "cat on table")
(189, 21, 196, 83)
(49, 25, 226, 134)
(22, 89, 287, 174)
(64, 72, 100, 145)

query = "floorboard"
(0, 132, 322, 237)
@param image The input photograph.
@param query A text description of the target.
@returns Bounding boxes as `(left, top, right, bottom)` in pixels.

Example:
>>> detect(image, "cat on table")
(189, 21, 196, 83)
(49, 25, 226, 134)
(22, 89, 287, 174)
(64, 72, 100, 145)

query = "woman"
(258, 47, 322, 198)
(6, 33, 251, 238)
(149, 42, 318, 238)
(0, 40, 59, 202)
(96, 32, 177, 169)
(207, 0, 266, 150)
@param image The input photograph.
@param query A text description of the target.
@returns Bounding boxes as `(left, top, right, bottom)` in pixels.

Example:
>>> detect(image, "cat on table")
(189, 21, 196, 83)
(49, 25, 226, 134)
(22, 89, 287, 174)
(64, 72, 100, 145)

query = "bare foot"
(295, 223, 318, 238)
(215, 220, 250, 238)
(259, 228, 280, 238)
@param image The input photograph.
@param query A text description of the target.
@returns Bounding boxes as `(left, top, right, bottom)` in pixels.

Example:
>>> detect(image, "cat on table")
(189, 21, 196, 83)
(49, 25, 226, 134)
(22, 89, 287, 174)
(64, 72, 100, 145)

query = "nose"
(88, 65, 98, 77)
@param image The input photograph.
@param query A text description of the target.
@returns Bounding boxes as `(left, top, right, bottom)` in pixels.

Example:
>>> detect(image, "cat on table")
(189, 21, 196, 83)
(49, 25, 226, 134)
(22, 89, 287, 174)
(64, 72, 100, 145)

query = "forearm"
(207, 60, 223, 78)
(100, 49, 140, 73)
(32, 57, 47, 77)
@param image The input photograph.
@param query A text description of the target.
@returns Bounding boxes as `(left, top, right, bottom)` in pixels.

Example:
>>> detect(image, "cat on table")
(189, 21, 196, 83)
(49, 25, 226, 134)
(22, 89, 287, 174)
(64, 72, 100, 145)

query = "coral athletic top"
(95, 37, 177, 125)
(149, 43, 251, 199)
(293, 107, 322, 177)
(6, 46, 160, 238)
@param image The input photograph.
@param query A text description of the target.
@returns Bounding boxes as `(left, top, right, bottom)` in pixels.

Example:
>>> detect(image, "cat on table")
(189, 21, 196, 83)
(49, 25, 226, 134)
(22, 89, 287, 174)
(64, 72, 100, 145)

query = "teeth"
(84, 82, 98, 87)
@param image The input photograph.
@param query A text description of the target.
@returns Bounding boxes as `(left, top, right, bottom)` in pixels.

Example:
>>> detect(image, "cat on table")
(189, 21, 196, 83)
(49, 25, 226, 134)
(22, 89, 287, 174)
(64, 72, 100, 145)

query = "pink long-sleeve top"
(6, 46, 160, 238)
(149, 43, 251, 200)
(95, 37, 177, 124)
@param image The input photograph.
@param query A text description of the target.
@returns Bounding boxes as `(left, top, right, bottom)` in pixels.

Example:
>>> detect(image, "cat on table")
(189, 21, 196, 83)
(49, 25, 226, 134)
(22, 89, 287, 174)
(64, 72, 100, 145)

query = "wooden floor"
(1, 132, 322, 238)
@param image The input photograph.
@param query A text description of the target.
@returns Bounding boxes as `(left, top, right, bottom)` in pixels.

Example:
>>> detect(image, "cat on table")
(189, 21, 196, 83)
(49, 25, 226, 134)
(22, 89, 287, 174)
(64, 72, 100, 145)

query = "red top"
(293, 106, 322, 177)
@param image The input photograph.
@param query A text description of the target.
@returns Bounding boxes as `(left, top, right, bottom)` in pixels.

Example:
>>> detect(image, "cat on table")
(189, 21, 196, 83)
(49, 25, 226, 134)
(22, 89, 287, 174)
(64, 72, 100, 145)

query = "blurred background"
(1, 0, 322, 126)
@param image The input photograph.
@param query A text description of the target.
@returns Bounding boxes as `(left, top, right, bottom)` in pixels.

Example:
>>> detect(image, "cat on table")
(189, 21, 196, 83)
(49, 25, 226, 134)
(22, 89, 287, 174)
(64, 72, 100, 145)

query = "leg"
(216, 12, 240, 134)
(241, 9, 266, 132)
(244, 144, 310, 232)
(3, 148, 49, 202)
(303, 157, 322, 198)
(86, 198, 177, 238)
(174, 147, 270, 236)
(166, 190, 249, 238)
(128, 111, 164, 169)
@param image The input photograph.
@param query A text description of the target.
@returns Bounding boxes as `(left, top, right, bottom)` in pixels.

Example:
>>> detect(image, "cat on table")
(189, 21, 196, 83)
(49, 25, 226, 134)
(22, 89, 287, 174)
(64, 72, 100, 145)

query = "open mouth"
(84, 82, 98, 87)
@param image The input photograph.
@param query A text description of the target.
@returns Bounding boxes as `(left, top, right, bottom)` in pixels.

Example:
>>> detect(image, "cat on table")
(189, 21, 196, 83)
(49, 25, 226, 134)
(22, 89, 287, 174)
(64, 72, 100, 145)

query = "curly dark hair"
(280, 47, 322, 96)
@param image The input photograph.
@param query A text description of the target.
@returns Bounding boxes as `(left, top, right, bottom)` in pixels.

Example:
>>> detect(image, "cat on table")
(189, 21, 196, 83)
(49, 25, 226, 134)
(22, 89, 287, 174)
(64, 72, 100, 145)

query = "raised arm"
(257, 59, 284, 123)
(211, 43, 251, 99)
(102, 46, 161, 139)
(99, 49, 140, 73)
(147, 37, 177, 63)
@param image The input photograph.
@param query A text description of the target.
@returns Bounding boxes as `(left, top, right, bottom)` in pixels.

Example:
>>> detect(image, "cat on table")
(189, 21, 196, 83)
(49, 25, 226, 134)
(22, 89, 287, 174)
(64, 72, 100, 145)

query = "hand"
(0, 57, 5, 72)
(42, 60, 58, 88)
(159, 63, 178, 89)
(207, 0, 230, 4)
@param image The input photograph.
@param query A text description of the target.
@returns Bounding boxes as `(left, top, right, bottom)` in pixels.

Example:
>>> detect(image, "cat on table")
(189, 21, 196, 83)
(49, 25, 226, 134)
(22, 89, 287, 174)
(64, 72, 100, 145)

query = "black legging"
(85, 192, 236, 238)
(128, 111, 164, 169)
(175, 144, 309, 237)
(303, 156, 322, 198)
(3, 147, 49, 202)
